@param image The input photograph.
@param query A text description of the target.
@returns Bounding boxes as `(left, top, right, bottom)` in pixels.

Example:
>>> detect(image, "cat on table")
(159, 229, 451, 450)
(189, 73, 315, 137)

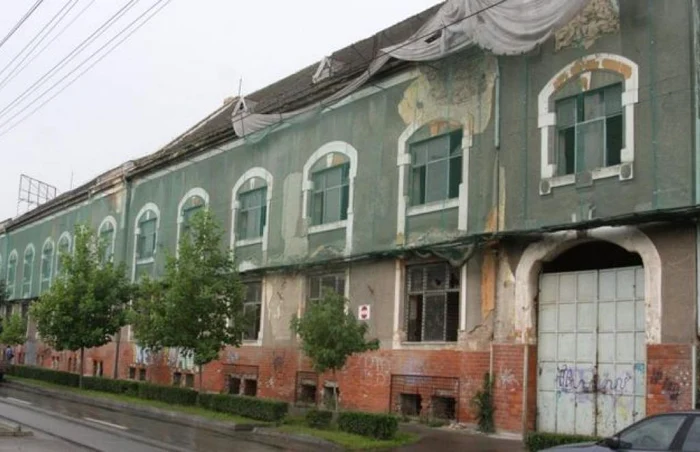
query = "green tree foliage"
(130, 210, 246, 389)
(290, 291, 379, 411)
(0, 312, 26, 346)
(30, 224, 132, 387)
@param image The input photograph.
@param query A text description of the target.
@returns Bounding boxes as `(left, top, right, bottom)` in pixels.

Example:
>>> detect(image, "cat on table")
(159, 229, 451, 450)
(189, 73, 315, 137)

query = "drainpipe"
(692, 0, 700, 346)
(113, 177, 132, 379)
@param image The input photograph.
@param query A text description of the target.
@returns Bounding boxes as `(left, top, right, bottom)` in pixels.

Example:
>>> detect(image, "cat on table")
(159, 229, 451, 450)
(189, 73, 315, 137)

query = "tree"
(0, 313, 26, 346)
(290, 291, 379, 412)
(30, 224, 132, 387)
(130, 209, 246, 390)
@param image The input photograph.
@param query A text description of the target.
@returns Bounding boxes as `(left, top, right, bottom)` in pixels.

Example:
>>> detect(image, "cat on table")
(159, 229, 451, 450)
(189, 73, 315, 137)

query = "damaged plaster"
(555, 0, 620, 51)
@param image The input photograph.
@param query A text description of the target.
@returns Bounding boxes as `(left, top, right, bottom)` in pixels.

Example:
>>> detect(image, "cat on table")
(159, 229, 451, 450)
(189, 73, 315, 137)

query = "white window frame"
(396, 119, 471, 244)
(231, 168, 273, 253)
(40, 238, 54, 293)
(55, 232, 72, 276)
(98, 216, 118, 263)
(241, 280, 265, 347)
(132, 203, 161, 280)
(538, 53, 639, 194)
(176, 188, 210, 256)
(6, 249, 18, 299)
(21, 244, 35, 298)
(302, 141, 357, 254)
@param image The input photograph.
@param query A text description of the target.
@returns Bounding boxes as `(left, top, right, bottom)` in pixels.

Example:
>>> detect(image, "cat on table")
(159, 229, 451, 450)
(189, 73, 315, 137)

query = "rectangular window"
(556, 83, 623, 176)
(136, 219, 157, 260)
(238, 188, 267, 241)
(410, 130, 462, 206)
(243, 282, 262, 341)
(405, 263, 460, 342)
(308, 273, 345, 304)
(311, 163, 349, 226)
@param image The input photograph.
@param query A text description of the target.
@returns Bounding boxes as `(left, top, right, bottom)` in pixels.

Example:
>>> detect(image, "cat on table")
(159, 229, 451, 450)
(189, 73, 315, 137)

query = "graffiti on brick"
(555, 364, 632, 396)
(225, 350, 239, 364)
(362, 354, 389, 386)
(272, 351, 285, 372)
(498, 366, 519, 391)
(650, 368, 682, 402)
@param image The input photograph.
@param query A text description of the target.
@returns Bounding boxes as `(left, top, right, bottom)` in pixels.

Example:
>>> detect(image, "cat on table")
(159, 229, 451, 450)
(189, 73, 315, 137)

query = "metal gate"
(536, 266, 646, 437)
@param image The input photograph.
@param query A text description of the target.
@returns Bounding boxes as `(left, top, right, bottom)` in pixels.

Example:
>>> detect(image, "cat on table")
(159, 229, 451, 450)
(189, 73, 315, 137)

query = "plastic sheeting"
(232, 0, 591, 137)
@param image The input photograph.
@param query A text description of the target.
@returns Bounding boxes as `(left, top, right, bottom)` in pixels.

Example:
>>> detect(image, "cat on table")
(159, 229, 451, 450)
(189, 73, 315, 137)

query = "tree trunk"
(79, 347, 84, 389)
(332, 369, 338, 413)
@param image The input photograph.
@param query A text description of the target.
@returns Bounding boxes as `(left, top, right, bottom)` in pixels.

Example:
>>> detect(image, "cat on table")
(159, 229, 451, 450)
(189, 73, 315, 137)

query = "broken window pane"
(405, 262, 460, 342)
(423, 294, 447, 341)
(410, 132, 462, 206)
(557, 127, 576, 175)
(606, 114, 623, 166)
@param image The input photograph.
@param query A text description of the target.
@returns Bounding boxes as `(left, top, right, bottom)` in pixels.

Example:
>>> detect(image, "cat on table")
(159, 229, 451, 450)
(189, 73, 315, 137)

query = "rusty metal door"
(536, 267, 646, 437)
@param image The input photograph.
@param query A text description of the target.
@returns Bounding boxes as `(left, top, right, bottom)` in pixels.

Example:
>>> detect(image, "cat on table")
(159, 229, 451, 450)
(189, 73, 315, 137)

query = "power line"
(0, 0, 140, 121)
(0, 0, 173, 138)
(0, 0, 45, 52)
(0, 0, 79, 92)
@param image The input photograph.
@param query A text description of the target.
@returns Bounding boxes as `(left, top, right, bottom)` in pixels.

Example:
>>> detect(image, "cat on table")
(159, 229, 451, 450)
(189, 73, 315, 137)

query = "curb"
(4, 379, 339, 451)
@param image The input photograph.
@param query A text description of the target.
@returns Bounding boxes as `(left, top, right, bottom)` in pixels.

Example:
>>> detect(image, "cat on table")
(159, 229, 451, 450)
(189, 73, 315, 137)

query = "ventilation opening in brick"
(244, 379, 258, 396)
(138, 368, 147, 381)
(185, 373, 195, 388)
(229, 376, 241, 394)
(129, 367, 136, 380)
(323, 383, 339, 409)
(400, 393, 422, 416)
(296, 371, 319, 405)
(431, 396, 456, 420)
(390, 374, 460, 421)
(93, 360, 103, 377)
(173, 372, 182, 386)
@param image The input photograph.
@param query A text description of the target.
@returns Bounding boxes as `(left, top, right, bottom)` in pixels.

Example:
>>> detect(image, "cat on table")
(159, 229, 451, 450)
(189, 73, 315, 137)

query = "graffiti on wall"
(498, 366, 519, 392)
(555, 364, 633, 396)
(650, 368, 688, 402)
(362, 354, 389, 386)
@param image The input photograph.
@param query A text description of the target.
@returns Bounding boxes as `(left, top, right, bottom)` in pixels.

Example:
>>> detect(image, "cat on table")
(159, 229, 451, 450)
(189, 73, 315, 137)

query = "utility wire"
(2, 0, 98, 94)
(0, 0, 45, 51)
(0, 0, 79, 92)
(0, 0, 140, 120)
(0, 0, 173, 138)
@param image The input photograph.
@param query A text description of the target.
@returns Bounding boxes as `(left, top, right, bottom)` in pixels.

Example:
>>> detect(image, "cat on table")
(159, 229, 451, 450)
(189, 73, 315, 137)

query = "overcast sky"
(0, 0, 440, 219)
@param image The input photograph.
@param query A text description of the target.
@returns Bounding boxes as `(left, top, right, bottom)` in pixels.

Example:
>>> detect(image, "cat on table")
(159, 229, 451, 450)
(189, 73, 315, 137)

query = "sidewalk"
(397, 424, 525, 452)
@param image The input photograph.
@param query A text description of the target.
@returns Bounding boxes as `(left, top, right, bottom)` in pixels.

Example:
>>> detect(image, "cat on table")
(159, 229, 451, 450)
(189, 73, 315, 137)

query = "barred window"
(308, 273, 345, 304)
(405, 263, 460, 342)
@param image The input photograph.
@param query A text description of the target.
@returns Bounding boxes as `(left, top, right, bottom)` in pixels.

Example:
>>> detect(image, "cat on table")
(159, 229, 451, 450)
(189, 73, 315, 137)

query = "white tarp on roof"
(232, 0, 591, 137)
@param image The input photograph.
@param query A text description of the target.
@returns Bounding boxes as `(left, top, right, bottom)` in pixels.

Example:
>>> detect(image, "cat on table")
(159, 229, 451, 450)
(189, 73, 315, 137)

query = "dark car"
(542, 412, 700, 451)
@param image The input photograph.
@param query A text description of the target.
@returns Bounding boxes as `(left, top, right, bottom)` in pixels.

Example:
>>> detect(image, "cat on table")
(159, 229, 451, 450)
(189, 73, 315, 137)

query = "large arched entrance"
(536, 240, 645, 437)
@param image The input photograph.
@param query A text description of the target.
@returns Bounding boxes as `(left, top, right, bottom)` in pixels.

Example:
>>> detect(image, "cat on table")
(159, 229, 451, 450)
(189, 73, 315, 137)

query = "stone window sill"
(235, 237, 263, 247)
(541, 163, 632, 195)
(308, 220, 347, 235)
(407, 198, 459, 217)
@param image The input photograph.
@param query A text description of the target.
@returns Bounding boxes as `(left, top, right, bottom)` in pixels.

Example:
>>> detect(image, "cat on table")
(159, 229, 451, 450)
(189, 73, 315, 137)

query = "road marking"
(6, 397, 31, 405)
(83, 417, 128, 430)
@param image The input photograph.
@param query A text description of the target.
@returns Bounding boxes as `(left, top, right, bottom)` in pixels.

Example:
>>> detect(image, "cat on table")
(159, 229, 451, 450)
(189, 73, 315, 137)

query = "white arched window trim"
(132, 203, 161, 279)
(56, 232, 71, 272)
(176, 188, 210, 256)
(22, 243, 35, 298)
(41, 237, 55, 290)
(98, 216, 118, 260)
(396, 117, 472, 243)
(538, 53, 639, 194)
(301, 141, 358, 254)
(231, 167, 273, 252)
(6, 249, 18, 299)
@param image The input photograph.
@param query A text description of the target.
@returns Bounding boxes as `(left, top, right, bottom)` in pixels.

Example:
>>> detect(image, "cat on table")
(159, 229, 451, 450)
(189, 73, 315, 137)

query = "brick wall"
(647, 344, 693, 414)
(492, 344, 526, 432)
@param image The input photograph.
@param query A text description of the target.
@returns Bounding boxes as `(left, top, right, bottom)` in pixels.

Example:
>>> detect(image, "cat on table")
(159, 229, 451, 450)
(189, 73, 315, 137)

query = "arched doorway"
(536, 241, 646, 437)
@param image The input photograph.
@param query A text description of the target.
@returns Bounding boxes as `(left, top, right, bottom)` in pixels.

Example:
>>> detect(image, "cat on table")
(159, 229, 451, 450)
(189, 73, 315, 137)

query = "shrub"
(197, 393, 288, 422)
(6, 365, 79, 387)
(524, 432, 600, 452)
(305, 409, 333, 429)
(83, 377, 140, 396)
(471, 372, 495, 433)
(337, 411, 398, 440)
(138, 382, 198, 406)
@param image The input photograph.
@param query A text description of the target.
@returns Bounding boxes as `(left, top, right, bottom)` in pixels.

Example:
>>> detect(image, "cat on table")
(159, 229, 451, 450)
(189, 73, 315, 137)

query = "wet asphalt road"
(0, 386, 281, 451)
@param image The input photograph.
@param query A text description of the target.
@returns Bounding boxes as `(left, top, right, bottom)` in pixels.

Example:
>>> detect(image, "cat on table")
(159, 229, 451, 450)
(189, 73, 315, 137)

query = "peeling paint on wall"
(398, 54, 497, 134)
(555, 0, 620, 51)
(480, 251, 496, 319)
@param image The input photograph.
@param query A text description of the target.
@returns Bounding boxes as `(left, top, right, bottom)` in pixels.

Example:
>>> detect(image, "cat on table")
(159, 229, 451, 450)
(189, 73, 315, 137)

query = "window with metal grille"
(243, 282, 262, 341)
(308, 273, 345, 304)
(556, 83, 623, 176)
(238, 187, 267, 241)
(40, 241, 53, 293)
(409, 130, 462, 206)
(99, 222, 115, 263)
(6, 252, 17, 298)
(56, 236, 70, 276)
(405, 263, 460, 342)
(311, 163, 349, 225)
(136, 218, 157, 261)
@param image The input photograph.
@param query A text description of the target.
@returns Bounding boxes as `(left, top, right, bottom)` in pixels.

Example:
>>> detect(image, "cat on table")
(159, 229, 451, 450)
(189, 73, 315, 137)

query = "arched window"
(22, 245, 35, 298)
(133, 203, 160, 281)
(176, 188, 209, 249)
(98, 216, 117, 263)
(40, 239, 54, 293)
(56, 232, 71, 277)
(231, 168, 273, 249)
(6, 250, 17, 299)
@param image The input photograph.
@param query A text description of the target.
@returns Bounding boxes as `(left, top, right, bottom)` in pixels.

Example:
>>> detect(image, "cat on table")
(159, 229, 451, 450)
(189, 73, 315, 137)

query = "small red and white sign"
(358, 305, 370, 321)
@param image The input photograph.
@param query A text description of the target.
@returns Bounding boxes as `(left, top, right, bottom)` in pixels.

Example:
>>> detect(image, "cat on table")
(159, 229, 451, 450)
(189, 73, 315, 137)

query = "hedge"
(524, 432, 600, 452)
(82, 377, 140, 397)
(337, 411, 398, 440)
(305, 409, 333, 429)
(138, 382, 198, 406)
(7, 365, 80, 387)
(197, 393, 288, 422)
